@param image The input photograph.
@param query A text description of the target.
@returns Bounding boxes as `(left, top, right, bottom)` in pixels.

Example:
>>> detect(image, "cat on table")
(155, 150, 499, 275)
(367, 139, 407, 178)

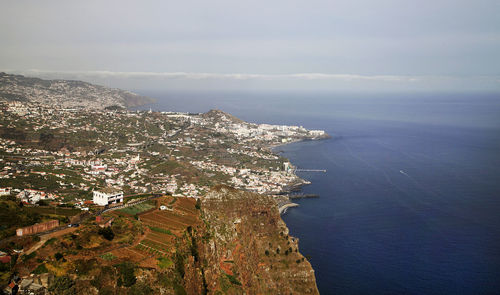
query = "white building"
(93, 188, 124, 206)
(309, 130, 325, 137)
(0, 188, 10, 196)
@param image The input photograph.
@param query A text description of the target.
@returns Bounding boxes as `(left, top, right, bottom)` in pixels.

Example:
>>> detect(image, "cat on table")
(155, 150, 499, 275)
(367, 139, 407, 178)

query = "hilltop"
(0, 72, 155, 110)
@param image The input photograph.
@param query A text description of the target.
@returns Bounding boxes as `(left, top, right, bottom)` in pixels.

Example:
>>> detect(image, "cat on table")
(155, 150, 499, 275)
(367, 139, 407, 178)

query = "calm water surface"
(137, 91, 500, 294)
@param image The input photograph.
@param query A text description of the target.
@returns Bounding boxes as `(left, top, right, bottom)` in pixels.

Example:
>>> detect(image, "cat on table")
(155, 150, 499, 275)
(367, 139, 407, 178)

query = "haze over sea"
(137, 91, 500, 294)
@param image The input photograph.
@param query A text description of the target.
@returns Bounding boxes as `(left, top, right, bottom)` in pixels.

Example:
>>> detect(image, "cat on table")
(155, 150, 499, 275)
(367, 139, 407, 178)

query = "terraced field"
(113, 196, 202, 269)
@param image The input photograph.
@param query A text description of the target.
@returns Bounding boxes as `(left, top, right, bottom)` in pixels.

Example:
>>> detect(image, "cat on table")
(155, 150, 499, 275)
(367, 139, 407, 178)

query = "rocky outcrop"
(200, 185, 319, 294)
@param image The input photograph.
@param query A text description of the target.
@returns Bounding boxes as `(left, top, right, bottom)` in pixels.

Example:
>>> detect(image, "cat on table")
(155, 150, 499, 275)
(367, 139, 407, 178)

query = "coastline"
(267, 136, 330, 214)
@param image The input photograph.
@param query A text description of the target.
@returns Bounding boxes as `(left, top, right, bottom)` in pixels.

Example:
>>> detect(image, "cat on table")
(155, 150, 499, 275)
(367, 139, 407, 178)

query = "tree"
(117, 262, 136, 287)
(98, 227, 114, 241)
(54, 252, 64, 261)
(49, 275, 75, 295)
(36, 199, 49, 206)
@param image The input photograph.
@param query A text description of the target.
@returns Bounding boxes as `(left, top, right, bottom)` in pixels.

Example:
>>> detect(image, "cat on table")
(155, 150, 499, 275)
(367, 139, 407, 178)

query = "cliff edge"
(201, 185, 319, 294)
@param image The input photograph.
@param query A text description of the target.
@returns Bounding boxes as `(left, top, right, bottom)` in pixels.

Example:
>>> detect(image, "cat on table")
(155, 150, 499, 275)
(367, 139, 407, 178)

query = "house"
(0, 187, 10, 196)
(16, 189, 59, 204)
(93, 188, 124, 206)
(0, 251, 10, 264)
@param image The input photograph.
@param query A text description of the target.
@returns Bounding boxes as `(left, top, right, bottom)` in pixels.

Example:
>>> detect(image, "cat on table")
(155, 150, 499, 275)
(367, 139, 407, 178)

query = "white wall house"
(93, 188, 124, 206)
(0, 188, 10, 196)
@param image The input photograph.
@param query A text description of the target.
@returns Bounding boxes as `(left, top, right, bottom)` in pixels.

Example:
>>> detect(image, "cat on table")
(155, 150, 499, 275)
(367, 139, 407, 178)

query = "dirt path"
(24, 227, 78, 255)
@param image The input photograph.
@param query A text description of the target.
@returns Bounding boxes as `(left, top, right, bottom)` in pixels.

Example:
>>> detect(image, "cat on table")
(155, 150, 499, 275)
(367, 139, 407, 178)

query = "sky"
(0, 0, 499, 92)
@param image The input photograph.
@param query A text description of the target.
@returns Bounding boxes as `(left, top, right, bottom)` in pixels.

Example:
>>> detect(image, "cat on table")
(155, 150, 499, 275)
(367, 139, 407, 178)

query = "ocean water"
(136, 91, 500, 294)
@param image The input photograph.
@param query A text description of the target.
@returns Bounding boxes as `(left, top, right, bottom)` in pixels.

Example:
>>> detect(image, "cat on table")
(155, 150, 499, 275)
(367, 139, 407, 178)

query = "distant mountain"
(0, 72, 155, 110)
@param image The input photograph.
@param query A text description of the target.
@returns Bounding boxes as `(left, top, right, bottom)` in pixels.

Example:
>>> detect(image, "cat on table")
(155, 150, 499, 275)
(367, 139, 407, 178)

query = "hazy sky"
(1, 0, 499, 91)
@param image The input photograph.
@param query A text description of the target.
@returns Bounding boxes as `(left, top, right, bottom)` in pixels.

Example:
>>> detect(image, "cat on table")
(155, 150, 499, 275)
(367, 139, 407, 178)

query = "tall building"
(93, 188, 124, 206)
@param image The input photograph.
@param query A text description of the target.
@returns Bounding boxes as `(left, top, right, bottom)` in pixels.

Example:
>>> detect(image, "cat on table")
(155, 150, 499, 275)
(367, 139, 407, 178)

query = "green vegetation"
(49, 275, 76, 295)
(0, 173, 61, 191)
(124, 194, 151, 204)
(44, 238, 57, 247)
(22, 251, 37, 262)
(101, 253, 116, 261)
(74, 259, 98, 276)
(25, 206, 81, 217)
(173, 282, 187, 295)
(128, 283, 154, 295)
(174, 253, 185, 278)
(225, 273, 242, 286)
(0, 198, 42, 239)
(148, 226, 173, 235)
(118, 201, 155, 215)
(32, 263, 48, 274)
(157, 257, 173, 269)
(54, 252, 64, 261)
(98, 227, 115, 241)
(116, 261, 136, 287)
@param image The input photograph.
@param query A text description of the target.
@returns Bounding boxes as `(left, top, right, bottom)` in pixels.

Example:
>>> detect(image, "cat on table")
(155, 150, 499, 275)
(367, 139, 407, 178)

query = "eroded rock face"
(201, 186, 319, 294)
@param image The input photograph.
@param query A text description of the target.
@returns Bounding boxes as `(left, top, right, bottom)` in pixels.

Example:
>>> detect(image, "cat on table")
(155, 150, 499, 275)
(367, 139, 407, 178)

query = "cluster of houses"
(1, 100, 327, 208)
(16, 189, 61, 204)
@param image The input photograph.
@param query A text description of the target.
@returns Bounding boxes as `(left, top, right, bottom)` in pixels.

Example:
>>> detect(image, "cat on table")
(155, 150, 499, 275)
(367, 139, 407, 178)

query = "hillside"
(2, 190, 318, 294)
(0, 72, 154, 110)
(201, 186, 319, 294)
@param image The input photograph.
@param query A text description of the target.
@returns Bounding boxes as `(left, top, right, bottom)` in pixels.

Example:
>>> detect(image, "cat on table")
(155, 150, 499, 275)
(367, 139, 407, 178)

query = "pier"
(294, 169, 327, 172)
(288, 194, 319, 199)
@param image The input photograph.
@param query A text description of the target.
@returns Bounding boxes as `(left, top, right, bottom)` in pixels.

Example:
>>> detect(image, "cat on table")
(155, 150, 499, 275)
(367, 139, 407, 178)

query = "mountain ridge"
(0, 72, 155, 109)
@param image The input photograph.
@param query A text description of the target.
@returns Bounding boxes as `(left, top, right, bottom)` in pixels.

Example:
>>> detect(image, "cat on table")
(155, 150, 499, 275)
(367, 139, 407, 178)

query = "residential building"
(93, 188, 124, 206)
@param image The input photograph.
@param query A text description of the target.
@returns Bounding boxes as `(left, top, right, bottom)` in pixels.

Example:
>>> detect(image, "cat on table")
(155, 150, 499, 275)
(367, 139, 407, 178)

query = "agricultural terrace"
(110, 196, 202, 270)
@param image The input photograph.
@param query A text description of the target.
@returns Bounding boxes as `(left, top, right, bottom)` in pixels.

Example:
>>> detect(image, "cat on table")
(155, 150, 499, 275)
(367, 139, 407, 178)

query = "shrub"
(128, 282, 153, 295)
(32, 264, 48, 274)
(175, 253, 185, 278)
(49, 275, 75, 295)
(54, 252, 64, 261)
(44, 238, 57, 247)
(74, 259, 97, 276)
(116, 262, 136, 287)
(22, 252, 36, 262)
(225, 274, 242, 286)
(98, 227, 115, 241)
(157, 257, 173, 269)
(101, 253, 116, 261)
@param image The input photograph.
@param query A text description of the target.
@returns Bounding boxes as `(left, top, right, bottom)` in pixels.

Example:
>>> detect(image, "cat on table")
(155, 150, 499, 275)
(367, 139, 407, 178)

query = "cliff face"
(200, 186, 319, 294)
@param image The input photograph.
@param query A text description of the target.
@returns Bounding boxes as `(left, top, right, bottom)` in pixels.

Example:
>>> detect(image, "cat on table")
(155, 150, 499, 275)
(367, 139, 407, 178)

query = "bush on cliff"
(98, 226, 115, 241)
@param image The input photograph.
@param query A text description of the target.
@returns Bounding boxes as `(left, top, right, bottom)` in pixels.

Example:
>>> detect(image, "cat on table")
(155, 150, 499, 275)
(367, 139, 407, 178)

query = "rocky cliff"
(200, 186, 319, 294)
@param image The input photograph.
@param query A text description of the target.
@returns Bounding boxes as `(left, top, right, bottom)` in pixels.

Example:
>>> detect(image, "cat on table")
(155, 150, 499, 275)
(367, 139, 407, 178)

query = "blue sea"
(136, 91, 500, 294)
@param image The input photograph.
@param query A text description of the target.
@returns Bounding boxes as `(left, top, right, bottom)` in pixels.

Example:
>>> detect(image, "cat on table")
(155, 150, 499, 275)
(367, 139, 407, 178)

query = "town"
(0, 100, 327, 209)
(0, 76, 326, 294)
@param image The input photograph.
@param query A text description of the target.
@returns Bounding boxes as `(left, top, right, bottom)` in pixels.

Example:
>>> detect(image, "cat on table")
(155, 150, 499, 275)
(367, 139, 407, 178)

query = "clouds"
(7, 69, 498, 92)
(14, 69, 420, 82)
(0, 0, 499, 91)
